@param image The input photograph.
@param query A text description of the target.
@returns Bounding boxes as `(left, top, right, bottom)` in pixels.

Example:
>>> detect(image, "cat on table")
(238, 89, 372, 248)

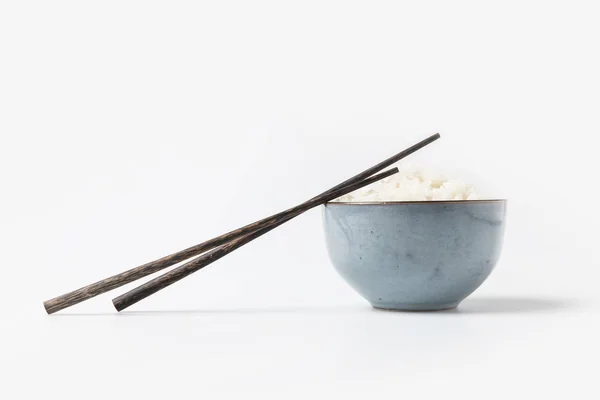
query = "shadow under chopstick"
(50, 304, 362, 317)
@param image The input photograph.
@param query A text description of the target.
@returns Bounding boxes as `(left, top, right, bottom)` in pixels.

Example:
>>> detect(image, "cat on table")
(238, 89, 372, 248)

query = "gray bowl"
(322, 200, 507, 311)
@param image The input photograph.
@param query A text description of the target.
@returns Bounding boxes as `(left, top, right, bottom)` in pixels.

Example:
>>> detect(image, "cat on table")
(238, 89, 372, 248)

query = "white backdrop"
(1, 1, 599, 399)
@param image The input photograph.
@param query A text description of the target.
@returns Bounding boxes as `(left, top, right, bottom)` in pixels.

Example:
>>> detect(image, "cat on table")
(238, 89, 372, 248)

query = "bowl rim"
(325, 199, 507, 206)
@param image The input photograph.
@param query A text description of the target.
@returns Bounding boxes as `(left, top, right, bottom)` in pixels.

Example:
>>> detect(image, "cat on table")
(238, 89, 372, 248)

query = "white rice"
(334, 162, 480, 202)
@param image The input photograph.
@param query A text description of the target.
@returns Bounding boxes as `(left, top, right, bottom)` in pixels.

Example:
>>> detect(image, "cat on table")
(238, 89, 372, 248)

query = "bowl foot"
(371, 301, 460, 312)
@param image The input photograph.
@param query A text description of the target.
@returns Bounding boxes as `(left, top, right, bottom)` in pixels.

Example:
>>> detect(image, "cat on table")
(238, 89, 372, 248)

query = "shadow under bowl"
(322, 200, 507, 311)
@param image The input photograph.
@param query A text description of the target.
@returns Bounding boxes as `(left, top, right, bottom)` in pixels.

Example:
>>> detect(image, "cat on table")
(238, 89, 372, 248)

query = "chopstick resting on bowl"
(44, 133, 440, 314)
(112, 134, 442, 311)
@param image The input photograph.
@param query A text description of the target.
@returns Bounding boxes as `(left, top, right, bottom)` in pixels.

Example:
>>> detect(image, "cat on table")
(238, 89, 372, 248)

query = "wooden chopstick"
(112, 167, 400, 311)
(44, 133, 440, 314)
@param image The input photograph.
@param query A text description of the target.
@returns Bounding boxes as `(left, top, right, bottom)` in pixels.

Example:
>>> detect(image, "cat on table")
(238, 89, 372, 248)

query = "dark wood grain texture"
(44, 133, 440, 314)
(112, 167, 400, 311)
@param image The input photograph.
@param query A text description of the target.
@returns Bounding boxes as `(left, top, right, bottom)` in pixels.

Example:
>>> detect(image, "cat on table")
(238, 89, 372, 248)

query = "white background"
(1, 1, 599, 399)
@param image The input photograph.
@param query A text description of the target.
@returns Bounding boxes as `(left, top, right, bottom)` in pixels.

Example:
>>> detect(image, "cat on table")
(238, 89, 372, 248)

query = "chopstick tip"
(112, 297, 125, 312)
(43, 301, 55, 315)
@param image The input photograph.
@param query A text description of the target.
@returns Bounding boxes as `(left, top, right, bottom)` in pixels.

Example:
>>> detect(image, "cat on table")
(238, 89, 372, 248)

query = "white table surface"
(5, 225, 599, 399)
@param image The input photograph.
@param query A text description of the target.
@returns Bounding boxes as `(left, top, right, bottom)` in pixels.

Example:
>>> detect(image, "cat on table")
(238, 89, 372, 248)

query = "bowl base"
(371, 301, 460, 312)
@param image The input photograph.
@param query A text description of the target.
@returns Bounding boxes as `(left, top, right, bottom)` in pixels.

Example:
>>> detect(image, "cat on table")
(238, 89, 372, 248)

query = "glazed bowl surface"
(322, 200, 507, 311)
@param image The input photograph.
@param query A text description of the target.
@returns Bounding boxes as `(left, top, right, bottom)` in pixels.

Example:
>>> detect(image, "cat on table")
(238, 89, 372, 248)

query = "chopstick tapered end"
(112, 298, 124, 312)
(43, 301, 53, 315)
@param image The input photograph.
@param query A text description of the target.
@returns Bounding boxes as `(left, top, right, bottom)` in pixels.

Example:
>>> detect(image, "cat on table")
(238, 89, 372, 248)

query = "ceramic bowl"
(322, 200, 507, 311)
